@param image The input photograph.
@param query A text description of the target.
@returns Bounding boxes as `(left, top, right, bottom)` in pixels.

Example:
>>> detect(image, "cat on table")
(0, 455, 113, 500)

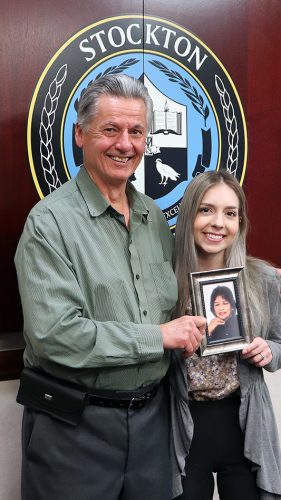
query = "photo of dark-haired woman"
(207, 285, 241, 343)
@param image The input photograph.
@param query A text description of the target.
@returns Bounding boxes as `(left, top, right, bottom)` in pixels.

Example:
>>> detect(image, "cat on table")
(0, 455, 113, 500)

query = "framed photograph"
(188, 267, 253, 356)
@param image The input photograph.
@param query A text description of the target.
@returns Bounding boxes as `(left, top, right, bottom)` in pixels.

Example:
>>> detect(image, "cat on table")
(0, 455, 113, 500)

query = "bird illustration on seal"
(155, 158, 180, 186)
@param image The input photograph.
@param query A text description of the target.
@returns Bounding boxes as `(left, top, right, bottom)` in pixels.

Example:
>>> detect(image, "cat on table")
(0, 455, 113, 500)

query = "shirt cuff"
(136, 325, 164, 361)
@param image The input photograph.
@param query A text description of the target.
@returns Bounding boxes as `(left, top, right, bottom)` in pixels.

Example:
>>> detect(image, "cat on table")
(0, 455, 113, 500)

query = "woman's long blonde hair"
(173, 170, 268, 332)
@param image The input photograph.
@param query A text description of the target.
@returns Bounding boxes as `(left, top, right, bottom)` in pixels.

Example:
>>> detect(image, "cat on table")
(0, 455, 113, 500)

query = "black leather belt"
(86, 384, 159, 410)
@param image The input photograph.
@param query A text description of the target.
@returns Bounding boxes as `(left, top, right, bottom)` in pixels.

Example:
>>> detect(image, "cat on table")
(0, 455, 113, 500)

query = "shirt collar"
(75, 166, 151, 221)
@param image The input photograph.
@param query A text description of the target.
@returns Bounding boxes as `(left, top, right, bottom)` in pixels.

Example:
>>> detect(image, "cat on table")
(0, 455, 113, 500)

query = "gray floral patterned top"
(186, 352, 240, 400)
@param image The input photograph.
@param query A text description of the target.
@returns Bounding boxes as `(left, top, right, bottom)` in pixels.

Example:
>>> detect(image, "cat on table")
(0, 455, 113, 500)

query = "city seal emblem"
(27, 15, 247, 229)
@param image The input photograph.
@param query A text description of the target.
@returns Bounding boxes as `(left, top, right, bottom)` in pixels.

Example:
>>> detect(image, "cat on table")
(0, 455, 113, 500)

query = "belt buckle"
(129, 392, 149, 409)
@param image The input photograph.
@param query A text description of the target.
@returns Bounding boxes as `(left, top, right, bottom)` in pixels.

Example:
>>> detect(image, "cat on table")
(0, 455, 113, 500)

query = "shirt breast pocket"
(150, 261, 178, 313)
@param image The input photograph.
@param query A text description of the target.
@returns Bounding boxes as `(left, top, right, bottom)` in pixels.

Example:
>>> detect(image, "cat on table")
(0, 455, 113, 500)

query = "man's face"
(75, 95, 147, 190)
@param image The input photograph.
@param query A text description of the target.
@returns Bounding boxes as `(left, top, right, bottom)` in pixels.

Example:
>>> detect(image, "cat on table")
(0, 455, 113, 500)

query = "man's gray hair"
(77, 74, 153, 133)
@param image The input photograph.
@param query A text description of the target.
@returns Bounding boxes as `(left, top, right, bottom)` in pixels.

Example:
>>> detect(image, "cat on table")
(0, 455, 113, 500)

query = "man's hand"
(160, 316, 206, 357)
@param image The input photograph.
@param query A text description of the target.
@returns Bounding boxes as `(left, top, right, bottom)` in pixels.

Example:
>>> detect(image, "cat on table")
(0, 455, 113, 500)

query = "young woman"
(171, 170, 281, 500)
(208, 285, 240, 342)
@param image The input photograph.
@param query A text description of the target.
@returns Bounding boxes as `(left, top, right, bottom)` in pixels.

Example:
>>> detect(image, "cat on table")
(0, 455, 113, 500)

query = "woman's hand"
(208, 317, 225, 335)
(241, 337, 273, 367)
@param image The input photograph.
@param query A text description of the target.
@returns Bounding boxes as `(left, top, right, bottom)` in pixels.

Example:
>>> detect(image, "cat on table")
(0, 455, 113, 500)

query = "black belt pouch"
(16, 368, 86, 426)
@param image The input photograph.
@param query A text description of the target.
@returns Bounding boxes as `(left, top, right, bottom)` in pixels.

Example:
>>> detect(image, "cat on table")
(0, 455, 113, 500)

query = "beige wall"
(0, 373, 280, 500)
(0, 380, 22, 500)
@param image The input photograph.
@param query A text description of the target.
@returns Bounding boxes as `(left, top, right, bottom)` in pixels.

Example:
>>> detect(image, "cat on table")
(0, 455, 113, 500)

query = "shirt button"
(136, 274, 140, 280)
(143, 310, 147, 316)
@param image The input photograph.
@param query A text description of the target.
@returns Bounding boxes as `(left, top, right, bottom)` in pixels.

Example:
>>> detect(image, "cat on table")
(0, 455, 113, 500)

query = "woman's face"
(193, 183, 240, 268)
(213, 295, 232, 320)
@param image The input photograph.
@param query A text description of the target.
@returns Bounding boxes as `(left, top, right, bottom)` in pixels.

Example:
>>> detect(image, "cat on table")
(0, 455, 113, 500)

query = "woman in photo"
(208, 285, 241, 342)
(170, 170, 281, 500)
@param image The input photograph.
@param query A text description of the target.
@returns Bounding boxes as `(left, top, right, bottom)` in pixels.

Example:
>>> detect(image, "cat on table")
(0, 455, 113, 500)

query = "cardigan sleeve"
(263, 269, 281, 373)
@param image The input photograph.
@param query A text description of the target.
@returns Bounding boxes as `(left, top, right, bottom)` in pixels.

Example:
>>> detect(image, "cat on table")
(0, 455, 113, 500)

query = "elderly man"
(15, 74, 205, 500)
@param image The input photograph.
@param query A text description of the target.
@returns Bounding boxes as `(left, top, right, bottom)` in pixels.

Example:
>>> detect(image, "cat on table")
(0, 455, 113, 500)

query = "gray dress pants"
(21, 384, 171, 500)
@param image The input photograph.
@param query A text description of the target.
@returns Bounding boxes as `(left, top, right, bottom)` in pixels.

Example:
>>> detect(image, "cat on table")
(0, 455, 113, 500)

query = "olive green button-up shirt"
(15, 167, 178, 390)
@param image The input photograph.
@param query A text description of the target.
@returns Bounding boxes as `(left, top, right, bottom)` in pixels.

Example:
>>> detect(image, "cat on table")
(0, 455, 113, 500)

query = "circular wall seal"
(27, 15, 247, 229)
